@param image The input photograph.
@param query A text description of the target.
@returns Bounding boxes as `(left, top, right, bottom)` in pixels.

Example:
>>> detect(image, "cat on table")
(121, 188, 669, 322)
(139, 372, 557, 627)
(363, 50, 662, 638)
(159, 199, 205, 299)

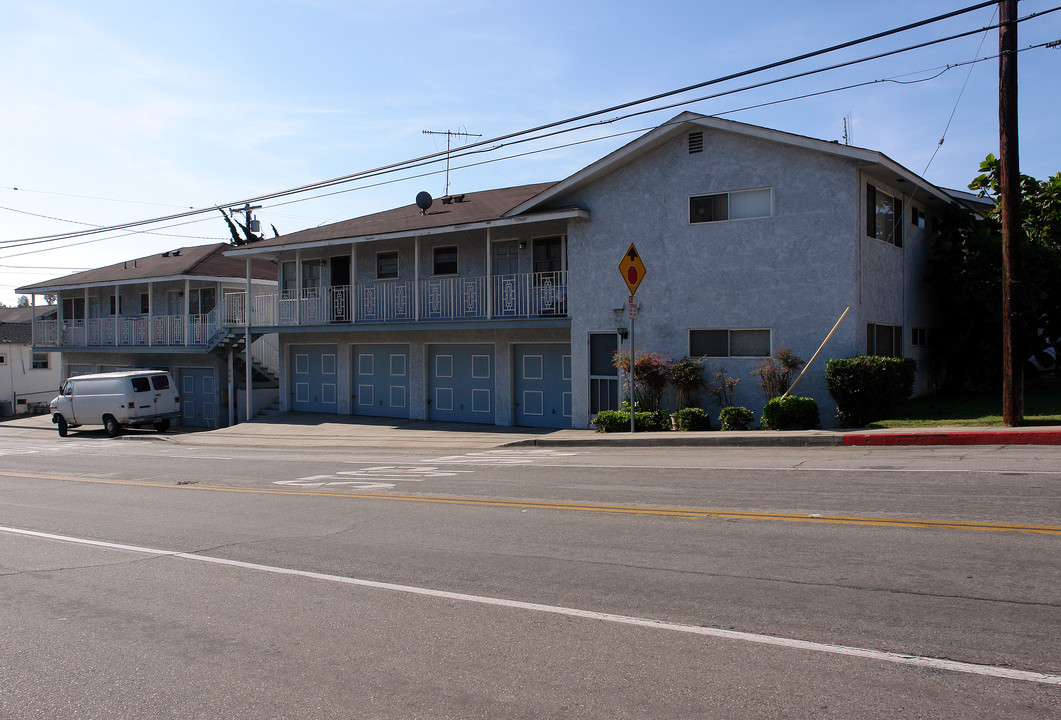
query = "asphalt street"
(0, 420, 1059, 718)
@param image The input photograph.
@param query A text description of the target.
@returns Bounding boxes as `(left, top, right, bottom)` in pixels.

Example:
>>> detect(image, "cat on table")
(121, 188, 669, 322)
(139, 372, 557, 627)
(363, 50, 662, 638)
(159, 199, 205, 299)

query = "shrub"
(707, 367, 740, 408)
(592, 410, 628, 433)
(761, 396, 819, 430)
(675, 407, 712, 431)
(613, 350, 672, 411)
(592, 409, 671, 432)
(719, 406, 754, 431)
(752, 346, 805, 400)
(825, 356, 917, 427)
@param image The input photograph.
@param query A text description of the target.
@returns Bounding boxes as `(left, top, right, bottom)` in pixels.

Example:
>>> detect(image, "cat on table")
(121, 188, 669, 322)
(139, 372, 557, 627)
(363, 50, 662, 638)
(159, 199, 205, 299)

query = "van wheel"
(153, 419, 170, 433)
(103, 415, 123, 437)
(56, 415, 68, 437)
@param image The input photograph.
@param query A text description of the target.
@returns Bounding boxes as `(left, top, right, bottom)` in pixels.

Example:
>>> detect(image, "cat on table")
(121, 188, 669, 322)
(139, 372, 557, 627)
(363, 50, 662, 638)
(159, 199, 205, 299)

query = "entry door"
(330, 255, 351, 322)
(492, 241, 520, 317)
(352, 344, 409, 418)
(428, 344, 494, 424)
(290, 344, 339, 413)
(178, 367, 216, 427)
(514, 344, 572, 428)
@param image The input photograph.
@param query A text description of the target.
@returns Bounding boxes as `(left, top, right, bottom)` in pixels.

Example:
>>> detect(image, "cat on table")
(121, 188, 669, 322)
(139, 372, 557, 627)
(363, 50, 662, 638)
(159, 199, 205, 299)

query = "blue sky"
(2, 0, 1058, 305)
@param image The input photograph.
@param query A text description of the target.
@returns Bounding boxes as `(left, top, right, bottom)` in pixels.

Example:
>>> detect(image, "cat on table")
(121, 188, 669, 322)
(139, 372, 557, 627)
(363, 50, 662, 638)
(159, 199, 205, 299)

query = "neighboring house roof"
(16, 244, 277, 293)
(0, 306, 57, 324)
(0, 323, 34, 345)
(509, 112, 965, 216)
(226, 183, 585, 256)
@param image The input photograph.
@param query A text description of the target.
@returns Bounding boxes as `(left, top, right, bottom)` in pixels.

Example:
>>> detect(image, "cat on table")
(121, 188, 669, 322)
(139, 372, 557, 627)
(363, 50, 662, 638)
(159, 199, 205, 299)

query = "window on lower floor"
(690, 188, 772, 223)
(911, 327, 928, 347)
(32, 353, 49, 369)
(867, 184, 903, 247)
(0, 353, 6, 365)
(867, 323, 903, 357)
(689, 328, 771, 357)
(912, 207, 927, 229)
(433, 245, 458, 275)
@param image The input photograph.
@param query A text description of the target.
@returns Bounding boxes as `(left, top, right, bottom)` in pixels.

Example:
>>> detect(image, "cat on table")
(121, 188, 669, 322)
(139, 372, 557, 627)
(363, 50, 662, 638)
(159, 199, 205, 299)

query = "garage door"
(66, 364, 95, 378)
(290, 344, 339, 413)
(178, 367, 216, 427)
(352, 344, 409, 418)
(428, 344, 494, 424)
(513, 344, 572, 428)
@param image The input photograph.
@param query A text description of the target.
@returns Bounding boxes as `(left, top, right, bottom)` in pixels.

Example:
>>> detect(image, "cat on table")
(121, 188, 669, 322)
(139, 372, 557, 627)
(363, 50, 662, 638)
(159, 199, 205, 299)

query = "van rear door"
(151, 374, 179, 415)
(130, 376, 156, 419)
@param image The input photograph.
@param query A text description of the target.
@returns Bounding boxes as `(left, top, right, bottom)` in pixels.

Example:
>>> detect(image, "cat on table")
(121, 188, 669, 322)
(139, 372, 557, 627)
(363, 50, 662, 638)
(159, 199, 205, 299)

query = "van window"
(151, 375, 170, 390)
(131, 377, 152, 393)
(62, 381, 73, 397)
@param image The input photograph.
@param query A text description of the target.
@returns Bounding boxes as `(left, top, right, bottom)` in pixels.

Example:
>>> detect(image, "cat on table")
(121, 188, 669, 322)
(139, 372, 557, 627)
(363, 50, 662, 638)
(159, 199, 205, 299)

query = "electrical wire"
(0, 1, 1008, 248)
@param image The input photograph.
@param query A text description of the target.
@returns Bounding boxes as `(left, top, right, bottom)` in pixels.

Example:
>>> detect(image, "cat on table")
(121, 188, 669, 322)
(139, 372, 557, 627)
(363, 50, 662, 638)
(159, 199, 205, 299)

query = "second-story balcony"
(250, 270, 568, 327)
(33, 308, 223, 350)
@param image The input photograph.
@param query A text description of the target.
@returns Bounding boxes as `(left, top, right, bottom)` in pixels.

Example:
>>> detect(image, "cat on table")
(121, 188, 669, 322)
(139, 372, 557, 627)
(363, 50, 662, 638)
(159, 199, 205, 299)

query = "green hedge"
(718, 406, 754, 431)
(761, 396, 819, 430)
(592, 409, 671, 432)
(825, 356, 916, 427)
(675, 407, 712, 431)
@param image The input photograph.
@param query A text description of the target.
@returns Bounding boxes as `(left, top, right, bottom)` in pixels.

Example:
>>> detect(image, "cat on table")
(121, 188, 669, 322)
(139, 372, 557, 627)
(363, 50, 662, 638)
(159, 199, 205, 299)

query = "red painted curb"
(843, 430, 1061, 446)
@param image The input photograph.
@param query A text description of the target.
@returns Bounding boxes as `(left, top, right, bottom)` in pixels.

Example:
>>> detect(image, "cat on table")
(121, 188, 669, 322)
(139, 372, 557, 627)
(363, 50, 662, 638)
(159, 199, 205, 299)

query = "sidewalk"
(3, 412, 1060, 449)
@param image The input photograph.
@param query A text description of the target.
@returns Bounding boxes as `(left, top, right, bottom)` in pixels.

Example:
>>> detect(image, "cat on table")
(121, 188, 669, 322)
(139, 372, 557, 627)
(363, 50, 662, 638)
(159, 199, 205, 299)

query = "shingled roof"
(227, 182, 566, 254)
(16, 244, 276, 293)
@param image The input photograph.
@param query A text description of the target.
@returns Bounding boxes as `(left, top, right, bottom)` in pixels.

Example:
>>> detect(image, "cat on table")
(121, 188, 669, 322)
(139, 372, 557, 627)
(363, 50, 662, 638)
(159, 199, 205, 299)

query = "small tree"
(668, 356, 706, 409)
(612, 350, 672, 412)
(707, 368, 739, 408)
(752, 346, 804, 400)
(16, 296, 30, 308)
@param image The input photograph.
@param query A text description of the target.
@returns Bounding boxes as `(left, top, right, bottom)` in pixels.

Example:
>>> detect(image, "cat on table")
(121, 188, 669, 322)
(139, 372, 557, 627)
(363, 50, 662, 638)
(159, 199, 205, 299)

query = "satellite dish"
(416, 191, 433, 213)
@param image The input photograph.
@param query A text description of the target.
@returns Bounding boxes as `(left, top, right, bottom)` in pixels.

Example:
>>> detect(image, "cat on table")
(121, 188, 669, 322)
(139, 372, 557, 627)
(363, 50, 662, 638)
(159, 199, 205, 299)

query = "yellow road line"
(3, 470, 1060, 535)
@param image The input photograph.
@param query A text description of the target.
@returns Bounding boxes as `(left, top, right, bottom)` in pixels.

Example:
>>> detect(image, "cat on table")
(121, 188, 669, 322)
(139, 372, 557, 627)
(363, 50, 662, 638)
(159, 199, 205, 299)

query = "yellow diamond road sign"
(619, 243, 646, 295)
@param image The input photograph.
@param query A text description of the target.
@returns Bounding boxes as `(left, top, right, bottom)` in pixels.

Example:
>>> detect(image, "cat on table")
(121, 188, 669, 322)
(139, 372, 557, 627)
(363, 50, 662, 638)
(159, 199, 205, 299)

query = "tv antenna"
(842, 114, 853, 146)
(422, 128, 481, 196)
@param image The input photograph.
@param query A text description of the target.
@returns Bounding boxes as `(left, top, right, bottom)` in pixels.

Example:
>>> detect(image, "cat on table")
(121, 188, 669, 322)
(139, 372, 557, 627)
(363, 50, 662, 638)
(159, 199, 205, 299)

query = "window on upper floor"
(32, 352, 49, 369)
(108, 295, 123, 316)
(433, 246, 458, 275)
(281, 261, 297, 292)
(62, 297, 85, 321)
(867, 184, 903, 247)
(911, 327, 928, 348)
(867, 322, 903, 357)
(189, 287, 216, 316)
(377, 251, 398, 280)
(690, 188, 772, 224)
(301, 259, 324, 290)
(0, 353, 6, 365)
(690, 328, 771, 357)
(533, 236, 564, 274)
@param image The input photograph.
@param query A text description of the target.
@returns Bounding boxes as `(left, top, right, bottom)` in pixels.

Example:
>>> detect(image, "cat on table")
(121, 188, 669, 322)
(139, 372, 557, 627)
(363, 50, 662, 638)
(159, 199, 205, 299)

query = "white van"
(49, 370, 181, 437)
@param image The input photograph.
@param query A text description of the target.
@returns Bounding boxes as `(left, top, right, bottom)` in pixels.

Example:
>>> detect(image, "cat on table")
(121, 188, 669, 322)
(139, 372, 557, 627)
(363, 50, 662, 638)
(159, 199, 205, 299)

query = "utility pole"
(231, 202, 262, 234)
(999, 0, 1022, 426)
(422, 129, 481, 196)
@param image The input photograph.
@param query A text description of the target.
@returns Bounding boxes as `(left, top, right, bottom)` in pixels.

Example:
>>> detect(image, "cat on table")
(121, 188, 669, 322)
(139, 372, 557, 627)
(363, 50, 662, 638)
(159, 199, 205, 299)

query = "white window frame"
(689, 187, 773, 224)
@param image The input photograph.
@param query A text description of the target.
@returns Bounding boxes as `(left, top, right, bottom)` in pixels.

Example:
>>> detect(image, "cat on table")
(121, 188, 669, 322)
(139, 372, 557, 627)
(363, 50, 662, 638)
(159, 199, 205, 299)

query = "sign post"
(618, 244, 646, 433)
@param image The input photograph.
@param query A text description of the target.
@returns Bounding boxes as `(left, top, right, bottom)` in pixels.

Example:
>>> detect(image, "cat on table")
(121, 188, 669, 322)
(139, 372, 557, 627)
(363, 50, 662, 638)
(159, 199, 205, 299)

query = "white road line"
(3, 524, 1058, 687)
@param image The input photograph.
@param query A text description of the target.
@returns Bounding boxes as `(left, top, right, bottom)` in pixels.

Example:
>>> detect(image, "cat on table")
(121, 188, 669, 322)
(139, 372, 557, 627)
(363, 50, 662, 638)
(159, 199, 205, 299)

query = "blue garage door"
(353, 344, 409, 418)
(514, 344, 572, 428)
(291, 344, 339, 413)
(428, 344, 494, 424)
(179, 367, 216, 427)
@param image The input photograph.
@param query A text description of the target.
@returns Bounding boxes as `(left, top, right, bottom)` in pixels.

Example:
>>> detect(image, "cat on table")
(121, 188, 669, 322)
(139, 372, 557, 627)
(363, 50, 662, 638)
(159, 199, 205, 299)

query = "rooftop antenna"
(842, 114, 853, 146)
(422, 128, 481, 196)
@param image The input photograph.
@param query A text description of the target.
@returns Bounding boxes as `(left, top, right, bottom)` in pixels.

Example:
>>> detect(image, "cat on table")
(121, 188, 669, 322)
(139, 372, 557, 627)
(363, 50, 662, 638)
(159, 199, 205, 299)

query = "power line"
(0, 2, 1006, 249)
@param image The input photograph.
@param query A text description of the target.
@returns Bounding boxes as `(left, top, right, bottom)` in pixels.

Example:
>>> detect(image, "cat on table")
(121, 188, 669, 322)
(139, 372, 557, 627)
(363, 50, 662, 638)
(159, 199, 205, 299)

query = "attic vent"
(441, 194, 466, 205)
(688, 131, 704, 154)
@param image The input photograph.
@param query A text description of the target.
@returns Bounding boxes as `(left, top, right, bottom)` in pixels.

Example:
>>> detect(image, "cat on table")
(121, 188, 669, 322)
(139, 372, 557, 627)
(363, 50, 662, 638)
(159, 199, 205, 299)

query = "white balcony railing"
(33, 271, 568, 347)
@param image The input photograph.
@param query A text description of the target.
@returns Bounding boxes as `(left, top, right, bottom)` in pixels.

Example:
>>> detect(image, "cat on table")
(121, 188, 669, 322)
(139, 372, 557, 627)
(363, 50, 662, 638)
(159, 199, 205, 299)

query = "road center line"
(2, 524, 1058, 687)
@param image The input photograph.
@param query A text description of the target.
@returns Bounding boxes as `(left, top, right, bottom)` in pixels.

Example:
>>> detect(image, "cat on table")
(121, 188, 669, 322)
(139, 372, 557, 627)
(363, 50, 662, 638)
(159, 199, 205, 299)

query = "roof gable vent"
(688, 131, 704, 154)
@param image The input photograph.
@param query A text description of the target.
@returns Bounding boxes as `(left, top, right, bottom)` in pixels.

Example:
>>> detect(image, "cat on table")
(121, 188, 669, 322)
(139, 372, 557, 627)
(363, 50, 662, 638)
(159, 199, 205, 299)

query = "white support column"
(245, 258, 253, 422)
(228, 349, 234, 427)
(31, 294, 36, 347)
(295, 249, 302, 326)
(413, 236, 420, 322)
(148, 282, 154, 347)
(349, 244, 356, 324)
(486, 228, 493, 319)
(183, 278, 191, 347)
(113, 283, 120, 347)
